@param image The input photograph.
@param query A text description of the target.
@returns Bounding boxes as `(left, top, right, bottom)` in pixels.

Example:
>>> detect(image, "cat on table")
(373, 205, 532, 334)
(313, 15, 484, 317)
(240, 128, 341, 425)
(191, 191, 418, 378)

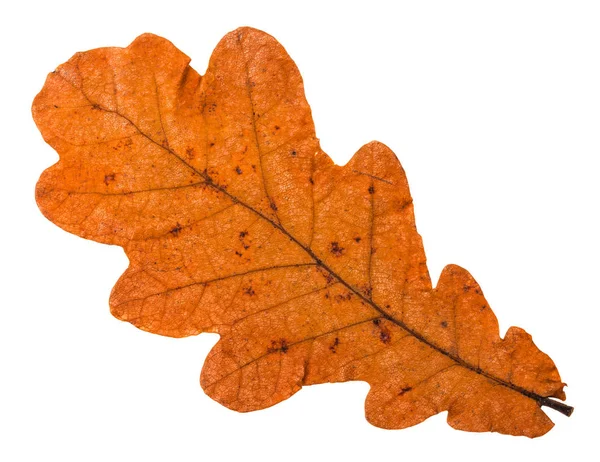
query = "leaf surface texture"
(33, 28, 570, 437)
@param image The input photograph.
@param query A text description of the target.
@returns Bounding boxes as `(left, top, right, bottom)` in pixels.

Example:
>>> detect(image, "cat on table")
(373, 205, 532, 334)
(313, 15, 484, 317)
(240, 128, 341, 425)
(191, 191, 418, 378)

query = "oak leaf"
(33, 28, 572, 437)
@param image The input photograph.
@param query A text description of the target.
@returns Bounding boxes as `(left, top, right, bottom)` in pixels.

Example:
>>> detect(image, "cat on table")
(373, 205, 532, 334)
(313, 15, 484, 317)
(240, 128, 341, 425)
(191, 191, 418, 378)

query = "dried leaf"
(33, 28, 572, 437)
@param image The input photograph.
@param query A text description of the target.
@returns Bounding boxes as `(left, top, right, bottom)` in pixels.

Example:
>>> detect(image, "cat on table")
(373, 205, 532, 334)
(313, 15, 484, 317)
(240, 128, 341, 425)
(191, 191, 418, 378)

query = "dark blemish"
(209, 142, 215, 147)
(475, 289, 482, 295)
(291, 150, 297, 156)
(53, 104, 59, 108)
(91, 103, 101, 110)
(330, 241, 344, 256)
(324, 292, 329, 299)
(385, 304, 391, 309)
(368, 185, 375, 194)
(354, 236, 362, 243)
(398, 386, 412, 396)
(309, 177, 314, 184)
(274, 125, 280, 130)
(371, 247, 377, 255)
(235, 166, 242, 175)
(329, 337, 340, 353)
(267, 339, 289, 354)
(235, 251, 243, 257)
(320, 270, 335, 284)
(462, 285, 471, 293)
(251, 164, 257, 171)
(104, 173, 116, 186)
(238, 230, 250, 249)
(334, 292, 353, 302)
(440, 321, 448, 328)
(170, 223, 182, 237)
(317, 267, 334, 283)
(379, 327, 392, 344)
(243, 286, 256, 296)
(270, 201, 278, 211)
(186, 147, 195, 160)
(373, 319, 391, 344)
(399, 199, 413, 211)
(480, 305, 487, 311)
(280, 341, 289, 354)
(363, 286, 372, 298)
(250, 81, 256, 87)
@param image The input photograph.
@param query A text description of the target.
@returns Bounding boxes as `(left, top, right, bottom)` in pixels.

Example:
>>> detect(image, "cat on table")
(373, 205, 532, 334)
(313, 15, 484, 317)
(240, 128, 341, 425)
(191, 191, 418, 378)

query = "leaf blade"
(33, 27, 570, 437)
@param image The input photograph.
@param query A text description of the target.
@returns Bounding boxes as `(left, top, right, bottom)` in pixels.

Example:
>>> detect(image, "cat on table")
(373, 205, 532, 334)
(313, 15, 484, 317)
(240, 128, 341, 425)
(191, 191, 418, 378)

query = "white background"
(2, 1, 599, 460)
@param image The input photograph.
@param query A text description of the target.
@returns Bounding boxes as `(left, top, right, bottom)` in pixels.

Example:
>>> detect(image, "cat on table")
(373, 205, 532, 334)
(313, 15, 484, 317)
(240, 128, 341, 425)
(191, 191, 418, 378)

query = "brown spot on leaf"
(238, 230, 250, 250)
(379, 327, 392, 344)
(398, 386, 412, 396)
(329, 337, 340, 353)
(373, 319, 391, 344)
(235, 166, 242, 175)
(170, 223, 182, 236)
(267, 338, 289, 354)
(334, 292, 353, 302)
(330, 241, 344, 256)
(104, 173, 116, 186)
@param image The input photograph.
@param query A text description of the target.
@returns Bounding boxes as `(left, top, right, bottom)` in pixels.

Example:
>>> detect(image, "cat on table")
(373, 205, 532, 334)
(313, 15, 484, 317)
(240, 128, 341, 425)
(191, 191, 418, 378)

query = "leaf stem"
(541, 397, 574, 417)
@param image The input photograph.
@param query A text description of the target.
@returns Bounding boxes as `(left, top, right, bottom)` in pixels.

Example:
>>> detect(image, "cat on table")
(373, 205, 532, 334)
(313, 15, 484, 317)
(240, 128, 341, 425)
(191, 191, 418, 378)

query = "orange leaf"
(33, 28, 572, 437)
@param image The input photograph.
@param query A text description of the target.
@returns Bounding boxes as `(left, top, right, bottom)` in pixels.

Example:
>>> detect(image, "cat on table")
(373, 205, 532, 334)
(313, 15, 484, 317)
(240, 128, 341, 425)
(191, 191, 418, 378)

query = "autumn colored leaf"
(33, 27, 572, 437)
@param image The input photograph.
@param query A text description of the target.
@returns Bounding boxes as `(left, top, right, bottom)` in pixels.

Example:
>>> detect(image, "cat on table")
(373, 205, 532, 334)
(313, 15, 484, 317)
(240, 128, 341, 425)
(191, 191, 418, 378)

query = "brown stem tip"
(541, 397, 574, 417)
